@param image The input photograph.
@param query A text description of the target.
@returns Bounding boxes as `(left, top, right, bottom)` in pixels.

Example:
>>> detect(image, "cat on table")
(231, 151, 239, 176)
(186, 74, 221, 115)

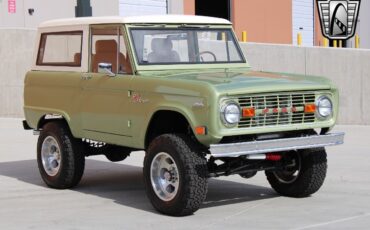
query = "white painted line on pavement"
(199, 197, 279, 230)
(291, 212, 370, 230)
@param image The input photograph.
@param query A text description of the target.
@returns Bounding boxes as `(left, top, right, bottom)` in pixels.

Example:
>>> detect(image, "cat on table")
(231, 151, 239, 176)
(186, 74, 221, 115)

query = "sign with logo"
(317, 0, 361, 40)
(8, 0, 16, 14)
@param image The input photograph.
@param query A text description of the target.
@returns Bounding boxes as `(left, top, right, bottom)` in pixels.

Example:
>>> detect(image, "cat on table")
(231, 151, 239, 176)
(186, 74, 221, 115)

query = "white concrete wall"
(0, 0, 183, 29)
(0, 0, 76, 28)
(0, 28, 36, 117)
(0, 0, 120, 28)
(1, 28, 369, 126)
(91, 0, 119, 16)
(242, 42, 370, 125)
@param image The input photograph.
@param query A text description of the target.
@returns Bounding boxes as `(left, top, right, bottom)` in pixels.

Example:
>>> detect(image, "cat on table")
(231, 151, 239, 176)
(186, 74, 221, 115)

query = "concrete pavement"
(0, 118, 369, 230)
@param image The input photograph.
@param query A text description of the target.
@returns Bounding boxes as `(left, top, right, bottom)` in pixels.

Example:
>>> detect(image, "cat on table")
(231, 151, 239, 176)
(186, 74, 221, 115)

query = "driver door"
(80, 26, 133, 145)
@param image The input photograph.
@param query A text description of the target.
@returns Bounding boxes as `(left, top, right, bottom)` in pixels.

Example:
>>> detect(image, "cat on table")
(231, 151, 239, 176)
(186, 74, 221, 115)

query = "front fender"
(129, 75, 221, 148)
(132, 97, 210, 148)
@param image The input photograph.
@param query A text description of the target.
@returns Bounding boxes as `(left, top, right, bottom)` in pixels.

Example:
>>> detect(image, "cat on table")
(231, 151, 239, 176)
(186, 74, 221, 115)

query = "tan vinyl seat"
(92, 40, 126, 73)
(74, 53, 81, 66)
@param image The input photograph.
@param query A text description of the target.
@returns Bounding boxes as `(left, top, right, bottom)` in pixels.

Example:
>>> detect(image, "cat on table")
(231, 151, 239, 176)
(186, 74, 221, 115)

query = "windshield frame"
(127, 25, 248, 70)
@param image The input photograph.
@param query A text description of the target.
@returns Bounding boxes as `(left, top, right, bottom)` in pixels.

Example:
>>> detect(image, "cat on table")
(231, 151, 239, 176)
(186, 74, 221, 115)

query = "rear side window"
(37, 31, 82, 66)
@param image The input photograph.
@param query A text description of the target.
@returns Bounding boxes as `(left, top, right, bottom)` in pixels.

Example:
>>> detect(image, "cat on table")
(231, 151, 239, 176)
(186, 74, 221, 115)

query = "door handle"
(81, 75, 92, 80)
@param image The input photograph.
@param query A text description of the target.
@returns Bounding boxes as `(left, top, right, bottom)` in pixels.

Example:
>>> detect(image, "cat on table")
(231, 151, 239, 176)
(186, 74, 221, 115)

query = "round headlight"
(222, 103, 240, 125)
(317, 96, 333, 118)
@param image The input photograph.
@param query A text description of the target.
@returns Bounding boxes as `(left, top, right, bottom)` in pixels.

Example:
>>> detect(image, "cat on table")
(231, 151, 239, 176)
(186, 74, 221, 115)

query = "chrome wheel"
(41, 136, 61, 176)
(273, 152, 302, 184)
(150, 152, 180, 201)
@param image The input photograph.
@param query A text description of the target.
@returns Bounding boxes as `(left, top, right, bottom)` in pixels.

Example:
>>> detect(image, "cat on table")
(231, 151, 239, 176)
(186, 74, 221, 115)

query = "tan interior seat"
(74, 53, 81, 66)
(148, 38, 180, 63)
(92, 40, 126, 73)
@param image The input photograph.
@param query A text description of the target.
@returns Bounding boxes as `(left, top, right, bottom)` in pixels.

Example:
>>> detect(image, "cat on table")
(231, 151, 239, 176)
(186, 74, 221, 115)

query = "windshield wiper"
(131, 23, 166, 27)
(178, 24, 210, 29)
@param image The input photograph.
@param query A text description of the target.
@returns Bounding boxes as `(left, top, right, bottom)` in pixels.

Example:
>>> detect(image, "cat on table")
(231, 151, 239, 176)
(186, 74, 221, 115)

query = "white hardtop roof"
(39, 15, 232, 28)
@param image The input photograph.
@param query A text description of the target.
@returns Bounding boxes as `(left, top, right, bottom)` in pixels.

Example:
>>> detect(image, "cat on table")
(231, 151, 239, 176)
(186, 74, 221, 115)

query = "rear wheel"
(144, 134, 208, 216)
(37, 121, 85, 189)
(265, 148, 327, 197)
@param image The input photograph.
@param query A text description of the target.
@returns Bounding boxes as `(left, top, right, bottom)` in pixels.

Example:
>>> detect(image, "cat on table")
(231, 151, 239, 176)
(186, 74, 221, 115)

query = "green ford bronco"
(23, 15, 344, 216)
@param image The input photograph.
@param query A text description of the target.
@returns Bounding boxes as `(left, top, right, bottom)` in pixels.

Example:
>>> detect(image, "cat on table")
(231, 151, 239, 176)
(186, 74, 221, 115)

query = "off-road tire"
(144, 134, 208, 216)
(265, 148, 327, 197)
(37, 121, 85, 189)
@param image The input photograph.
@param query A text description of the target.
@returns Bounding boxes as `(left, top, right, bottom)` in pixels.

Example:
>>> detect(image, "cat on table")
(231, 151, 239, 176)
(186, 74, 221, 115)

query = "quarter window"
(37, 31, 83, 66)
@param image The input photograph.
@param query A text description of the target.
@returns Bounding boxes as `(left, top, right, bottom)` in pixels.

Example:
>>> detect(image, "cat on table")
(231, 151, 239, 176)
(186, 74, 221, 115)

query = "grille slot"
(238, 92, 316, 128)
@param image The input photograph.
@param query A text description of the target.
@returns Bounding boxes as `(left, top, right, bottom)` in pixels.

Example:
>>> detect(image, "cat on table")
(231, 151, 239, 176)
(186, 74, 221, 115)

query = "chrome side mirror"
(98, 63, 116, 77)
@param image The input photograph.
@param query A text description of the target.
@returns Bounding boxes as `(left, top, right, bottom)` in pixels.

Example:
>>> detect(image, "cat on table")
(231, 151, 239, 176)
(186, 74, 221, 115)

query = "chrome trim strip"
(210, 132, 345, 158)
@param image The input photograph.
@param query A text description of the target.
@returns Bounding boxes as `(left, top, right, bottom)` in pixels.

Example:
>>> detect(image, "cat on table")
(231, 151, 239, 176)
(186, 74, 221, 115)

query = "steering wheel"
(196, 51, 217, 62)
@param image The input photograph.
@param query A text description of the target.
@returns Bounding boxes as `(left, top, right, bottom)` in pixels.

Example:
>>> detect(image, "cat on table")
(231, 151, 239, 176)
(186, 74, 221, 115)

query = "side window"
(91, 27, 132, 74)
(37, 31, 82, 66)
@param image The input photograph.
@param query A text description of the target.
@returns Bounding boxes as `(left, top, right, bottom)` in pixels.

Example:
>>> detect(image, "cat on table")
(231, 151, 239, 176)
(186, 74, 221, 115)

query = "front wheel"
(265, 148, 327, 197)
(37, 121, 85, 189)
(143, 134, 208, 216)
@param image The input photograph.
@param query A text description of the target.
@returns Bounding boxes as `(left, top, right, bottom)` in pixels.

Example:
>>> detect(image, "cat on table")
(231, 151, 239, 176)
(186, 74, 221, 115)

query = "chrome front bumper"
(210, 132, 345, 158)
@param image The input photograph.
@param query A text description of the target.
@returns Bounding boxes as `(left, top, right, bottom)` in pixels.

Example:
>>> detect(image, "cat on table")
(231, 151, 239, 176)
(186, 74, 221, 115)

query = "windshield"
(130, 28, 245, 65)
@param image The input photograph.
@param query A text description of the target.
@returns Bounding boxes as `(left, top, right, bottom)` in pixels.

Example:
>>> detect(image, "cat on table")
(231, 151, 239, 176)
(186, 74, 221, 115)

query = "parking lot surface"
(0, 118, 369, 230)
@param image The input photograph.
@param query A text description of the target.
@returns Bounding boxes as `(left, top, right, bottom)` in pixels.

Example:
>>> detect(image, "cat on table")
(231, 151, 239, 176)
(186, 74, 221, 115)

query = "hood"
(159, 70, 333, 95)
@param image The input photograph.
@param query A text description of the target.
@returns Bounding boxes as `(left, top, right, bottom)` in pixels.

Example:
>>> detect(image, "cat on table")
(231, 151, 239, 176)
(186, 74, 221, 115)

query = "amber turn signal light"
(195, 126, 207, 135)
(242, 107, 255, 118)
(304, 104, 316, 113)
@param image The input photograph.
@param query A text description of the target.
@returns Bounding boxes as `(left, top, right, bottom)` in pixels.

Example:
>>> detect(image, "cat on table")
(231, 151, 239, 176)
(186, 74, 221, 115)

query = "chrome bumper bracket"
(210, 132, 345, 158)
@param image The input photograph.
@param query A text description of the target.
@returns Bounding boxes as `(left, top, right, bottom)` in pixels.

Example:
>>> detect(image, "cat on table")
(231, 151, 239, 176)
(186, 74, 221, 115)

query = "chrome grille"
(238, 92, 316, 128)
